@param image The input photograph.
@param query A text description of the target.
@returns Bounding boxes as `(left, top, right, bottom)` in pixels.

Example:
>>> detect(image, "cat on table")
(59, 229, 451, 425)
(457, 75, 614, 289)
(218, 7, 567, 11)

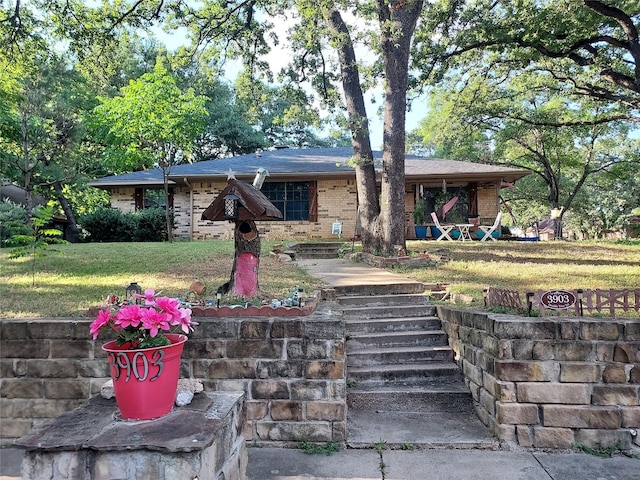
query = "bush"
(79, 207, 173, 242)
(0, 200, 30, 247)
(79, 207, 133, 242)
(131, 208, 173, 242)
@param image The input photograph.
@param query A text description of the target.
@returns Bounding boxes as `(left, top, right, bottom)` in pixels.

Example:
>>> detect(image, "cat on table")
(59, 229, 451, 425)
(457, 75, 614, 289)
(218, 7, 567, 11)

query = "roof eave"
(88, 180, 176, 189)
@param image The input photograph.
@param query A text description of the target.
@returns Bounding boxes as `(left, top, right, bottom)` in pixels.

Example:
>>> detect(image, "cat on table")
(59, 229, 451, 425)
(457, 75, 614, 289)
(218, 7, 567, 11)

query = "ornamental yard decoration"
(201, 170, 282, 297)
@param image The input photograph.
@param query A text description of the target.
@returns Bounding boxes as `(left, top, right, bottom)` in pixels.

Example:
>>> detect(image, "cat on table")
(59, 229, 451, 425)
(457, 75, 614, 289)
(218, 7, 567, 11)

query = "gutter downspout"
(183, 178, 194, 240)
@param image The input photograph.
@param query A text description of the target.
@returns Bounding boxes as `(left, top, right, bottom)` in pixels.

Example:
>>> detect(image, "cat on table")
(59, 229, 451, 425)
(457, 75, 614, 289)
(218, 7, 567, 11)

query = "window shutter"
(134, 188, 143, 211)
(168, 188, 175, 209)
(308, 181, 318, 222)
(468, 182, 478, 217)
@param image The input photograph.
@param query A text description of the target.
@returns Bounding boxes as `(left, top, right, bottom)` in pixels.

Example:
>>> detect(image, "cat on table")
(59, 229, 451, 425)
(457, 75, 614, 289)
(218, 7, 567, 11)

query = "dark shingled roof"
(89, 147, 530, 187)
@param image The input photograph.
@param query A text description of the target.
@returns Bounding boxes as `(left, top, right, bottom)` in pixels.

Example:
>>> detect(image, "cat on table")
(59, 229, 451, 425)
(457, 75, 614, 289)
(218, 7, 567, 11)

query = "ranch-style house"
(89, 147, 530, 241)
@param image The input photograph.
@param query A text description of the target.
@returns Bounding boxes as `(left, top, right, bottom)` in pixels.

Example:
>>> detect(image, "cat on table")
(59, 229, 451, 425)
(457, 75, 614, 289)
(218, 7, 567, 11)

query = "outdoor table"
(456, 224, 474, 241)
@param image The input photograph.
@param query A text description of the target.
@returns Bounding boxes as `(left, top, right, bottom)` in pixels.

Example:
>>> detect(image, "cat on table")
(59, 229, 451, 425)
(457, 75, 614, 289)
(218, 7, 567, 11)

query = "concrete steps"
(339, 284, 495, 449)
(347, 330, 449, 349)
(342, 304, 437, 320)
(288, 242, 343, 259)
(347, 345, 454, 367)
(347, 316, 442, 334)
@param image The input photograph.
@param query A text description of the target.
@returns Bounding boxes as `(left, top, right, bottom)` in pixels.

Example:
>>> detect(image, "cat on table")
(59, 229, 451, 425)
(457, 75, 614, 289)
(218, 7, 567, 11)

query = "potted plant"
(413, 200, 428, 239)
(90, 289, 197, 420)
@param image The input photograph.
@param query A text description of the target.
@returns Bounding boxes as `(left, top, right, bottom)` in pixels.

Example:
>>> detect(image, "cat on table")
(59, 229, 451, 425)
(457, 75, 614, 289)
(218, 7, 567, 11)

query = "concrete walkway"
(296, 258, 420, 288)
(247, 447, 640, 480)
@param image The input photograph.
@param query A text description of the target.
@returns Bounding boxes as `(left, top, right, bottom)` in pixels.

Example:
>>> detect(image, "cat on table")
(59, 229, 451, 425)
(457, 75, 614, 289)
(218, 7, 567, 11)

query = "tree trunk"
(377, 0, 423, 255)
(21, 112, 34, 227)
(325, 8, 383, 253)
(227, 219, 261, 297)
(326, 3, 423, 255)
(162, 149, 175, 243)
(52, 182, 79, 243)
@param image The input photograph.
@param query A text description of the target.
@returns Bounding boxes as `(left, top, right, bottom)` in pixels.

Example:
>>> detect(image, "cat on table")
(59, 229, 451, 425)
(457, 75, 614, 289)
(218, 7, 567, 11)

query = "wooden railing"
(484, 287, 640, 317)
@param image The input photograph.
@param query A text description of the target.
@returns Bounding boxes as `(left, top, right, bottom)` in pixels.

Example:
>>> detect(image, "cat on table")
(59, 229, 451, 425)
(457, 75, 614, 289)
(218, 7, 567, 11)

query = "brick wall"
(111, 179, 357, 241)
(437, 307, 640, 449)
(477, 186, 499, 224)
(0, 304, 346, 446)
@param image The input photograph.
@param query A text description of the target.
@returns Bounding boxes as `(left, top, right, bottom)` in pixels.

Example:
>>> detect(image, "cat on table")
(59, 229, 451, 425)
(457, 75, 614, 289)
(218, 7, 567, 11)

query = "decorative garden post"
(201, 171, 282, 297)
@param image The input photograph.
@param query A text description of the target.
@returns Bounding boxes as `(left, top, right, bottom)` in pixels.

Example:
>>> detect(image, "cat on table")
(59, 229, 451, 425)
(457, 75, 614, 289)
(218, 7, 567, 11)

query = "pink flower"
(134, 289, 157, 306)
(176, 307, 198, 334)
(140, 308, 171, 337)
(90, 309, 112, 340)
(90, 288, 194, 348)
(155, 296, 180, 317)
(114, 305, 143, 329)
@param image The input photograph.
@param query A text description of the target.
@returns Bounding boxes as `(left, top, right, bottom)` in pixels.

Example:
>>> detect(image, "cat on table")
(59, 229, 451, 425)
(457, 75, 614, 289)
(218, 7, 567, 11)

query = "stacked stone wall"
(437, 307, 640, 450)
(0, 304, 346, 447)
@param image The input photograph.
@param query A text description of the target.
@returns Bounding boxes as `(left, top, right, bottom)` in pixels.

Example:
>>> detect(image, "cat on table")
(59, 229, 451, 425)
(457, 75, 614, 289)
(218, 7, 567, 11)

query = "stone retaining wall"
(0, 303, 346, 446)
(437, 307, 640, 450)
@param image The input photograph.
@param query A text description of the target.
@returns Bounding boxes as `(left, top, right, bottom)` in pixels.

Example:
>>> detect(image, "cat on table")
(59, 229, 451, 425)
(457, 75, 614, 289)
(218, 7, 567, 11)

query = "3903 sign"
(540, 290, 576, 310)
(107, 349, 165, 383)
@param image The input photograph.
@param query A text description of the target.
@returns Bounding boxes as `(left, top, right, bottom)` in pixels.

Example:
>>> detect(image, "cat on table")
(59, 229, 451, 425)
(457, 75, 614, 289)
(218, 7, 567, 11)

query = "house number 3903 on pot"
(108, 350, 165, 383)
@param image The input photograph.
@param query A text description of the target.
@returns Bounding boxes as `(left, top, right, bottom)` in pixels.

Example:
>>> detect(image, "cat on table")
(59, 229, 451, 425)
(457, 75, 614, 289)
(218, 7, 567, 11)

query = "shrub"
(0, 200, 30, 247)
(131, 208, 173, 242)
(79, 207, 133, 242)
(79, 207, 173, 242)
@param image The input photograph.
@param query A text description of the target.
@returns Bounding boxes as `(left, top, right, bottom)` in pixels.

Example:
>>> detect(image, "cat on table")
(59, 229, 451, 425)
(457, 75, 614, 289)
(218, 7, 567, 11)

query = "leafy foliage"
(411, 64, 640, 236)
(131, 208, 174, 242)
(79, 207, 171, 242)
(91, 60, 209, 173)
(79, 207, 133, 242)
(0, 199, 29, 247)
(6, 205, 68, 285)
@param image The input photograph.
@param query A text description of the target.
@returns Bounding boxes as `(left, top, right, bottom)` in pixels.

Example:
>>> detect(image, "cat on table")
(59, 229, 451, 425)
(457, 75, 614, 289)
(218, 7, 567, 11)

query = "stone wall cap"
(14, 392, 244, 454)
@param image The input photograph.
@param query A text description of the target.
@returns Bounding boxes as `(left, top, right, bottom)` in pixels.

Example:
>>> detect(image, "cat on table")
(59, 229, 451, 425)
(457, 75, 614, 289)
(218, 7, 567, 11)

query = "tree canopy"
(2, 0, 638, 246)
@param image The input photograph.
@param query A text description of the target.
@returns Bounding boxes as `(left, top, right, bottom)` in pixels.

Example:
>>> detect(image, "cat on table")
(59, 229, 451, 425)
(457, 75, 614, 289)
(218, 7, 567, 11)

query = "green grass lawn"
(403, 239, 640, 308)
(0, 241, 319, 318)
(1, 239, 638, 318)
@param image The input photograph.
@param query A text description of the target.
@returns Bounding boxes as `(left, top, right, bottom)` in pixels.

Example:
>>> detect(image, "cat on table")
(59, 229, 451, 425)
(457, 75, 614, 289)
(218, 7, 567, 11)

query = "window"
(135, 188, 174, 211)
(262, 181, 317, 221)
(423, 186, 469, 223)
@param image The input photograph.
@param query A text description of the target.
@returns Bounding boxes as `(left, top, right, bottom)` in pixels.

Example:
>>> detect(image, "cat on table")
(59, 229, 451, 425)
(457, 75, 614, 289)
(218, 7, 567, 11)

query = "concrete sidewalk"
(3, 445, 638, 479)
(247, 447, 640, 480)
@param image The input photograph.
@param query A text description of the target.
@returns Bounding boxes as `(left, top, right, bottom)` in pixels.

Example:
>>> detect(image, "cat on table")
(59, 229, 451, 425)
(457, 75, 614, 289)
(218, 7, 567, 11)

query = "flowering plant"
(90, 289, 197, 349)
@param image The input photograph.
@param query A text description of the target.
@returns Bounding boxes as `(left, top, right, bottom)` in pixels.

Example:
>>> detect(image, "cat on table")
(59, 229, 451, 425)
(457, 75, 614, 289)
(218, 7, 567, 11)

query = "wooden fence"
(484, 287, 640, 317)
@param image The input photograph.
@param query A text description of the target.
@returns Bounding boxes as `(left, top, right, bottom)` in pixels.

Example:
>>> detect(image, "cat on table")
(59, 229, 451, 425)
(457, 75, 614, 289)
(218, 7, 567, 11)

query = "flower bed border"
(351, 251, 443, 268)
(87, 291, 321, 318)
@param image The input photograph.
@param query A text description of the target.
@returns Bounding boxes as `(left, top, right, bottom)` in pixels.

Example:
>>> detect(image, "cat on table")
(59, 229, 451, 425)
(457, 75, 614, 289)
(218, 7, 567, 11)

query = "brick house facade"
(91, 148, 529, 241)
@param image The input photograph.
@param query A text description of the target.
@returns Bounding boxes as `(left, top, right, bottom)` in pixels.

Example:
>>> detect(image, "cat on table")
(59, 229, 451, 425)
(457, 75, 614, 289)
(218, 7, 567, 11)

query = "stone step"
(337, 293, 431, 307)
(346, 316, 441, 334)
(346, 408, 498, 450)
(346, 345, 453, 367)
(333, 283, 428, 296)
(347, 385, 473, 412)
(347, 330, 448, 349)
(347, 363, 462, 387)
(291, 242, 344, 250)
(342, 304, 436, 319)
(294, 252, 340, 259)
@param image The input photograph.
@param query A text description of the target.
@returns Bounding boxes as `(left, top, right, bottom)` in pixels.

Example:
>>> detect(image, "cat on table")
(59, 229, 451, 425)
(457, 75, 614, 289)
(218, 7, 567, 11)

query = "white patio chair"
(478, 211, 502, 242)
(430, 212, 455, 241)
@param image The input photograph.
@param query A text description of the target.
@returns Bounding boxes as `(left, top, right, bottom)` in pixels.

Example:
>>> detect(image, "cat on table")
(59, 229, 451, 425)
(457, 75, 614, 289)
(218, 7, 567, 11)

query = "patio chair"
(430, 212, 455, 241)
(477, 211, 502, 242)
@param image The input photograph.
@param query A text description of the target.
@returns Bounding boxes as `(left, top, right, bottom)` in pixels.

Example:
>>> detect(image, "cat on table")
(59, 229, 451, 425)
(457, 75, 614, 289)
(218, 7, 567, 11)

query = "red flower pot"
(102, 333, 187, 420)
